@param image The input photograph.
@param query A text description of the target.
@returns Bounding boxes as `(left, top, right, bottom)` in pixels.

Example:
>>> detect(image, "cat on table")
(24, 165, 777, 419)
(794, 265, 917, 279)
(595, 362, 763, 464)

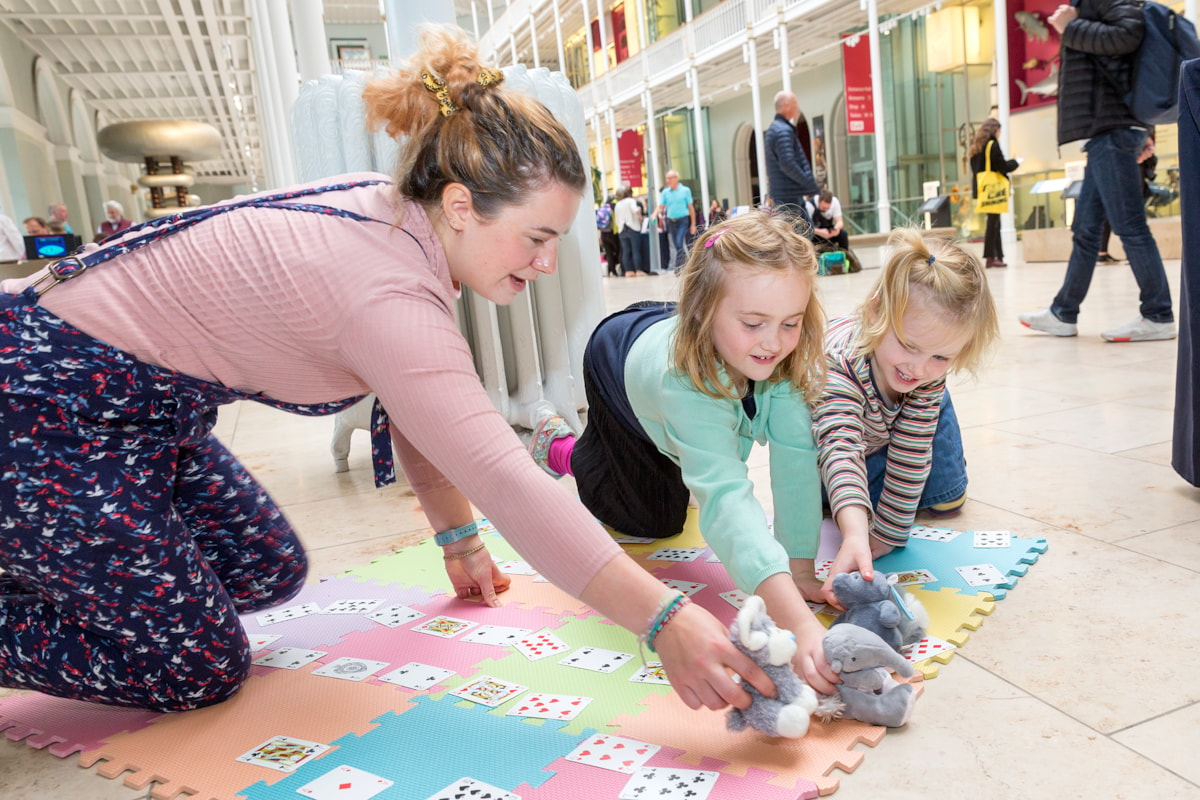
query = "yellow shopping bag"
(976, 141, 1010, 214)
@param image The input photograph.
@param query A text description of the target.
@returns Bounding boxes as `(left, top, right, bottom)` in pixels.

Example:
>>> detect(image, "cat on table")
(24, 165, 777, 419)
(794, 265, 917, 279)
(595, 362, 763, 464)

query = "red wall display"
(1009, 0, 1062, 113)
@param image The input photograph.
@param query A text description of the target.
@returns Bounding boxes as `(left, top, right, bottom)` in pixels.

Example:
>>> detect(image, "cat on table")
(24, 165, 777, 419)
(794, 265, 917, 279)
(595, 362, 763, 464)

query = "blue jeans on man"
(665, 216, 690, 271)
(619, 226, 646, 275)
(1051, 127, 1173, 325)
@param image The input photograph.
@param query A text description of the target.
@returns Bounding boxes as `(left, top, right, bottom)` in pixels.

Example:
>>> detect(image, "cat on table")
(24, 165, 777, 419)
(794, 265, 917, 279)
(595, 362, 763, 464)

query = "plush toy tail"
(813, 693, 845, 724)
(898, 592, 929, 648)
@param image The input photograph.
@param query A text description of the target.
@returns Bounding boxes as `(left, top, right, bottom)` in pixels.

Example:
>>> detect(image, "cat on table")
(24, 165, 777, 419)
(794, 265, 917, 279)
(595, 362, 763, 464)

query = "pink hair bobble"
(704, 230, 725, 248)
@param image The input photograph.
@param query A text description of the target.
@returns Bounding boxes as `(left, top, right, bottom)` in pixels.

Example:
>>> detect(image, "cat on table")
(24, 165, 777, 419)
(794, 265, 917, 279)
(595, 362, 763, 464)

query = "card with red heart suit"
(505, 692, 592, 720)
(564, 734, 660, 774)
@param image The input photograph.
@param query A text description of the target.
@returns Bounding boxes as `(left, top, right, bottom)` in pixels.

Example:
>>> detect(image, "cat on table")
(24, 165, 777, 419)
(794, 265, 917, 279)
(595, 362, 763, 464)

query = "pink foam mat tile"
(0, 692, 159, 758)
(608, 690, 886, 796)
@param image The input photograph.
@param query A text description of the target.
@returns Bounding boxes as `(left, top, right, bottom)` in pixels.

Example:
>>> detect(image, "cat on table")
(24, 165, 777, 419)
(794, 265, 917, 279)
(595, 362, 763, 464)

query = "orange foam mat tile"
(608, 690, 890, 796)
(78, 668, 418, 800)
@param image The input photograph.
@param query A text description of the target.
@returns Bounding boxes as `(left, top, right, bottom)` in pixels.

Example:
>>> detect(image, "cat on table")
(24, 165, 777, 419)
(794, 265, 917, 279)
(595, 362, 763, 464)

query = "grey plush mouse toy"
(726, 595, 819, 738)
(830, 571, 926, 652)
(815, 623, 918, 728)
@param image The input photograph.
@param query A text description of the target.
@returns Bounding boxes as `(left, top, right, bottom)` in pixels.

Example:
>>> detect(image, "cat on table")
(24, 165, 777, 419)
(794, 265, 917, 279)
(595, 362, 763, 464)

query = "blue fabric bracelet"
(434, 521, 479, 547)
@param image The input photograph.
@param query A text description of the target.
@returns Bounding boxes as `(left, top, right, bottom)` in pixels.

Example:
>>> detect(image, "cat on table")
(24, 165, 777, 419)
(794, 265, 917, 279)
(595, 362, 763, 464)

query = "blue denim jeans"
(618, 227, 645, 274)
(821, 392, 967, 513)
(665, 217, 689, 270)
(1051, 127, 1174, 324)
(866, 392, 967, 508)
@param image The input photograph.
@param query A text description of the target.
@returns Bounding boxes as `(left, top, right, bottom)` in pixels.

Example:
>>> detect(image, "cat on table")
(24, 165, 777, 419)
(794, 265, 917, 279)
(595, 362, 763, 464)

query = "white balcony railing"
(692, 0, 749, 54)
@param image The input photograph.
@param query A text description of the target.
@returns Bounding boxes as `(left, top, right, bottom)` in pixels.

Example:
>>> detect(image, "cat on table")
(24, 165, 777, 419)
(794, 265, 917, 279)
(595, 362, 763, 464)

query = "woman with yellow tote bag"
(970, 118, 1020, 267)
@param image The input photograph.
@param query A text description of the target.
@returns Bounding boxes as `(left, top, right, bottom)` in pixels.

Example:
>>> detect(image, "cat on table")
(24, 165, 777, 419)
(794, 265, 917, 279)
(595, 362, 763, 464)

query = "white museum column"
(744, 38, 767, 205)
(864, 0, 891, 231)
(291, 0, 331, 81)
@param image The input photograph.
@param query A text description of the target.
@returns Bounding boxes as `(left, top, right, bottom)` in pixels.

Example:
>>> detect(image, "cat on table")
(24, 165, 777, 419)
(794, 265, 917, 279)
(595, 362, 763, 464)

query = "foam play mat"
(0, 514, 1047, 799)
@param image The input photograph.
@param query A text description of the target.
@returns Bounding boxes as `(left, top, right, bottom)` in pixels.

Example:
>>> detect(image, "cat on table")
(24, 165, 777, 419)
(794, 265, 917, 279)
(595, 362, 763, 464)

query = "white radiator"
(290, 66, 603, 443)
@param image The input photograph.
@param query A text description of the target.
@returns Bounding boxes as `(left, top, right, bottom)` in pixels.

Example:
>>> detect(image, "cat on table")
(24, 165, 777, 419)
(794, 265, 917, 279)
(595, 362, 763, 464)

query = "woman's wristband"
(434, 521, 478, 547)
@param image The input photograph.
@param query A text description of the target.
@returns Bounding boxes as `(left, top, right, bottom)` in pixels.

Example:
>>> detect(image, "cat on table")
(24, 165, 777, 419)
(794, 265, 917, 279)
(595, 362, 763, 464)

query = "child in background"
(529, 211, 838, 693)
(811, 228, 999, 607)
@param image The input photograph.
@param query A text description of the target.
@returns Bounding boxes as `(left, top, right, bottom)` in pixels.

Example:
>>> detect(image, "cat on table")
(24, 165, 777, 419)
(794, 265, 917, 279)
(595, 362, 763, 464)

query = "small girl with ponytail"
(811, 228, 999, 607)
(530, 210, 839, 693)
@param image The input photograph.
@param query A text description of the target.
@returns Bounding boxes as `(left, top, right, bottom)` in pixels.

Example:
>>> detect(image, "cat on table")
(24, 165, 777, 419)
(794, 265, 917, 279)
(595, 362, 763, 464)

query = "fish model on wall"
(1015, 59, 1060, 104)
(1015, 10, 1051, 43)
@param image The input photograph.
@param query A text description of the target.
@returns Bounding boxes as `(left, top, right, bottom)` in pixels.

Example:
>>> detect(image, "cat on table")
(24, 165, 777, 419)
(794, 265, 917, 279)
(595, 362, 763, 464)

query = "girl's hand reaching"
(791, 620, 840, 696)
(821, 537, 875, 609)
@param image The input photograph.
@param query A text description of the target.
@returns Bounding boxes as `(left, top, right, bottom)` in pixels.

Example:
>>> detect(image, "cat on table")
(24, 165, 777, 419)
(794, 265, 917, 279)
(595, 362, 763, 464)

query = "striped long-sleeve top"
(812, 315, 945, 547)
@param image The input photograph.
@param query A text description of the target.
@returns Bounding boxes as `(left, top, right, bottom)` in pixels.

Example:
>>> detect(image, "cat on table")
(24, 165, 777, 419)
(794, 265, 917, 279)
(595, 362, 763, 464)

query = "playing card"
(565, 734, 660, 774)
(505, 691, 592, 720)
(903, 634, 956, 662)
(251, 647, 325, 670)
(235, 734, 329, 772)
(247, 633, 281, 652)
(423, 777, 520, 800)
(255, 602, 321, 626)
(513, 630, 570, 661)
(807, 601, 837, 616)
(955, 563, 1007, 587)
(449, 675, 527, 707)
(893, 568, 938, 586)
(629, 661, 671, 685)
(296, 764, 393, 800)
(814, 559, 833, 580)
(321, 598, 385, 615)
(459, 624, 531, 646)
(647, 547, 704, 562)
(378, 662, 455, 691)
(496, 559, 538, 575)
(908, 525, 961, 542)
(619, 766, 719, 800)
(559, 646, 635, 673)
(311, 657, 389, 681)
(973, 530, 1012, 548)
(705, 551, 722, 563)
(719, 589, 748, 609)
(659, 578, 707, 596)
(366, 604, 425, 628)
(532, 574, 549, 583)
(612, 535, 657, 544)
(411, 615, 476, 638)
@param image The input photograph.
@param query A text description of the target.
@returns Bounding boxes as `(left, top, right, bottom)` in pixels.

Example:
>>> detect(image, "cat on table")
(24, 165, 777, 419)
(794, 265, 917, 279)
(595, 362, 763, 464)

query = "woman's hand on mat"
(444, 541, 511, 607)
(653, 602, 774, 711)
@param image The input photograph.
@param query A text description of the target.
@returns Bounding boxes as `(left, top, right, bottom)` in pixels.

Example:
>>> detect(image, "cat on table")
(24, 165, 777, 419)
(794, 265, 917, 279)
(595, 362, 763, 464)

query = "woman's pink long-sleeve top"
(0, 173, 621, 597)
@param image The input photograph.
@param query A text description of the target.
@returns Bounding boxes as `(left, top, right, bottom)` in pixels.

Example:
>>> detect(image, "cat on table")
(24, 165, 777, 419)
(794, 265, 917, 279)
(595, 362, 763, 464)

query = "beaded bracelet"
(434, 520, 479, 547)
(638, 592, 691, 654)
(443, 542, 486, 561)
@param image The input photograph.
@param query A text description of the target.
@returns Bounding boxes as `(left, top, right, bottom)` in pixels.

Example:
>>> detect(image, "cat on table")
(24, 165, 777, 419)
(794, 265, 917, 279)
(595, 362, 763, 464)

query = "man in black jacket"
(764, 91, 816, 236)
(1019, 0, 1175, 342)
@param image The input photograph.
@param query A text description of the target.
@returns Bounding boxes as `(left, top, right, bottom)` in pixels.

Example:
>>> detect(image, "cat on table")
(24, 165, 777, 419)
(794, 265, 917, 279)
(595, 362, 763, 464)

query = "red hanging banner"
(842, 34, 875, 135)
(617, 129, 644, 188)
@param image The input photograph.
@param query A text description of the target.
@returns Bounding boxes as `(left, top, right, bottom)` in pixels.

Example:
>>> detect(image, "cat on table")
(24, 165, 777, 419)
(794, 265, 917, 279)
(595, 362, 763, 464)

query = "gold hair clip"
(420, 70, 457, 117)
(476, 67, 504, 87)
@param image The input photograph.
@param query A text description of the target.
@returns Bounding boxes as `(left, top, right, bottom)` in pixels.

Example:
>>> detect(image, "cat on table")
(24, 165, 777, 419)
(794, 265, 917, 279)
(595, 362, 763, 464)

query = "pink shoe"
(528, 414, 573, 477)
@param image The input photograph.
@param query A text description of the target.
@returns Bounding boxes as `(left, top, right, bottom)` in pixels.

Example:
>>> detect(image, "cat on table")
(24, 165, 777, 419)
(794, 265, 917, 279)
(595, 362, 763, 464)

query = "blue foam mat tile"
(237, 695, 587, 800)
(874, 525, 1048, 601)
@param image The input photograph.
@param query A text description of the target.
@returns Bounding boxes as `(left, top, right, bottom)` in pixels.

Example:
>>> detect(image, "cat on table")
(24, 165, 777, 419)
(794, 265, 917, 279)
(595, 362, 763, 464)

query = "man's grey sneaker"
(1101, 317, 1177, 343)
(1018, 308, 1078, 337)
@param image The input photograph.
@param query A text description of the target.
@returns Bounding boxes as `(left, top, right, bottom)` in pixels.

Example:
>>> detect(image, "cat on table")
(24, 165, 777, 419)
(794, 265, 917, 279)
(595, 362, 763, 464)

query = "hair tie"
(477, 67, 503, 87)
(926, 253, 936, 265)
(704, 230, 725, 248)
(420, 70, 458, 117)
